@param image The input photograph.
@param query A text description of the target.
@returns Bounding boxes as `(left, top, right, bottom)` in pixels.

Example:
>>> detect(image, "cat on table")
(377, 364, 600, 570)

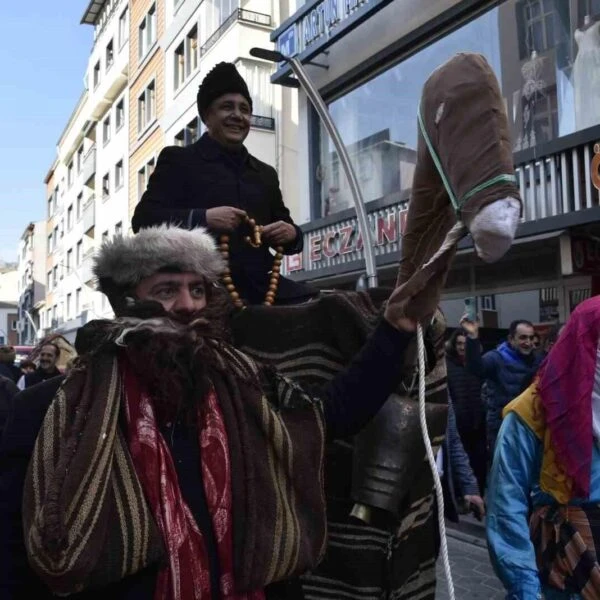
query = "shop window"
(579, 0, 600, 23)
(314, 1, 595, 219)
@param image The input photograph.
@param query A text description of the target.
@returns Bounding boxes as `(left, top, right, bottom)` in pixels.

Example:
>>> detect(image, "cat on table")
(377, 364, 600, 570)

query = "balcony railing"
(83, 196, 95, 233)
(200, 9, 272, 57)
(82, 145, 96, 186)
(514, 139, 600, 222)
(80, 255, 95, 284)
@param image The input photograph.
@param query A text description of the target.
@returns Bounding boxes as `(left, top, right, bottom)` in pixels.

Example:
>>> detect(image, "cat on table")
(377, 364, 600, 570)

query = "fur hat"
(197, 62, 253, 122)
(0, 345, 16, 363)
(94, 225, 225, 312)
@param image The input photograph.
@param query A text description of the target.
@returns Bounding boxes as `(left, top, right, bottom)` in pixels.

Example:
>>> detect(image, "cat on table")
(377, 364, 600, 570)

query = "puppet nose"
(470, 197, 520, 263)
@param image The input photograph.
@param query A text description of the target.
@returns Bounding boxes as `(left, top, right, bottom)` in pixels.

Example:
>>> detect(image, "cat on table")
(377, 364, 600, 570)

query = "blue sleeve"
(465, 337, 495, 379)
(486, 412, 542, 599)
(447, 397, 479, 496)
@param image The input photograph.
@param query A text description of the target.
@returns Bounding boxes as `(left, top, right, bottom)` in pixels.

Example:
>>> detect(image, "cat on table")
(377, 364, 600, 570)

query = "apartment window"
(174, 42, 185, 91)
(186, 26, 198, 76)
(76, 192, 83, 220)
(102, 172, 110, 199)
(52, 305, 57, 324)
(203, 0, 240, 45)
(67, 161, 74, 187)
(76, 288, 81, 315)
(138, 3, 157, 61)
(47, 195, 53, 216)
(76, 240, 83, 266)
(93, 60, 101, 88)
(66, 293, 72, 319)
(52, 266, 58, 288)
(67, 204, 73, 230)
(106, 39, 114, 70)
(53, 226, 59, 249)
(236, 60, 273, 119)
(115, 221, 123, 237)
(115, 160, 124, 189)
(116, 98, 125, 130)
(102, 230, 109, 244)
(66, 248, 73, 271)
(175, 117, 200, 147)
(137, 80, 156, 133)
(76, 145, 84, 173)
(118, 7, 129, 48)
(137, 158, 156, 200)
(103, 115, 111, 145)
(47, 271, 52, 290)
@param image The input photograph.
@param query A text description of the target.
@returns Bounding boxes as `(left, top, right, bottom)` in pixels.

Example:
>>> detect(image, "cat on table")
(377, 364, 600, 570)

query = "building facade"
(40, 0, 130, 343)
(16, 222, 46, 344)
(272, 0, 600, 328)
(34, 0, 304, 344)
(0, 302, 18, 346)
(128, 0, 165, 219)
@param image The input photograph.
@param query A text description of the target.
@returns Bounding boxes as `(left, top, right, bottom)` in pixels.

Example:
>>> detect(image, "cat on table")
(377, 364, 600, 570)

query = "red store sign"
(285, 209, 408, 273)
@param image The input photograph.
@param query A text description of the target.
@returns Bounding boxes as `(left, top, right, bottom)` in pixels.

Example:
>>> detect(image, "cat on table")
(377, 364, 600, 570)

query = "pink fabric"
(122, 360, 265, 600)
(538, 296, 600, 499)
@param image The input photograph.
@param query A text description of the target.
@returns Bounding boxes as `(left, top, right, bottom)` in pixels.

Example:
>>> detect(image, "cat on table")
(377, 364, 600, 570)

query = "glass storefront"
(316, 0, 600, 218)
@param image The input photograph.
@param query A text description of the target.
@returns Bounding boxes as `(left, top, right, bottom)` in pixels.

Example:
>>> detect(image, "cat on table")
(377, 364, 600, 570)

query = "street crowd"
(0, 60, 598, 600)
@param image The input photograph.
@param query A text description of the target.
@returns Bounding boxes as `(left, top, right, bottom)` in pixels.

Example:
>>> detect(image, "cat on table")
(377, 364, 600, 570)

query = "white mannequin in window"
(573, 15, 600, 130)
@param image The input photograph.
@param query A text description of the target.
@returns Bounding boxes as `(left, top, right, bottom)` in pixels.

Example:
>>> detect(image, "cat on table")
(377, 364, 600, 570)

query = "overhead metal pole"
(250, 48, 378, 288)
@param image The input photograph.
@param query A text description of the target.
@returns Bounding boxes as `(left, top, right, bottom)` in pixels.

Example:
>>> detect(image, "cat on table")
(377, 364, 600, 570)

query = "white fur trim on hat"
(93, 225, 225, 289)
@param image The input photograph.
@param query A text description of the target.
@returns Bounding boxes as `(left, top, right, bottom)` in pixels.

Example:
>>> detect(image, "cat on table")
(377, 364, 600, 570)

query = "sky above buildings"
(0, 1, 92, 262)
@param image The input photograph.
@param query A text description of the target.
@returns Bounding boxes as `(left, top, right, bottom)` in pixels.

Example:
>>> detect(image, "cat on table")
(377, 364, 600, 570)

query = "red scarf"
(122, 360, 265, 600)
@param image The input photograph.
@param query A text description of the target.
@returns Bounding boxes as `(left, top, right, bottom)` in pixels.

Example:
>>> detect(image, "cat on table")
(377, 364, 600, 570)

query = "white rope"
(417, 322, 454, 600)
(416, 220, 468, 600)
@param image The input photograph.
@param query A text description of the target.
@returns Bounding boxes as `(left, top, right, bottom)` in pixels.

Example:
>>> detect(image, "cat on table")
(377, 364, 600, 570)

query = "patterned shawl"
(505, 296, 600, 502)
(22, 319, 327, 595)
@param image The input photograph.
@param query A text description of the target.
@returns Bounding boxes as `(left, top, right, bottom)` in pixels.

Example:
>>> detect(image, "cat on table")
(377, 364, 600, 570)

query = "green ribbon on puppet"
(417, 106, 517, 214)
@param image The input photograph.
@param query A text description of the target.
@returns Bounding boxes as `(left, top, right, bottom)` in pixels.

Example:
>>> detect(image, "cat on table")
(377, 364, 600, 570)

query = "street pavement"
(436, 518, 505, 599)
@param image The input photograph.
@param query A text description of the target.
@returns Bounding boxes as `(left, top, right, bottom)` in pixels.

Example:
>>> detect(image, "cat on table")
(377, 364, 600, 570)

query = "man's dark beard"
(109, 286, 234, 425)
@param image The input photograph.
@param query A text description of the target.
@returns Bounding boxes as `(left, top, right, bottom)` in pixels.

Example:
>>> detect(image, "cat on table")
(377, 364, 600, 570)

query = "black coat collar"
(193, 133, 259, 171)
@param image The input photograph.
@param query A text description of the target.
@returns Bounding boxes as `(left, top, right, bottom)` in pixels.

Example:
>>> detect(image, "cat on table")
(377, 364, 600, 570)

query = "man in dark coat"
(445, 328, 486, 493)
(0, 373, 19, 438)
(0, 225, 445, 600)
(132, 62, 315, 306)
(0, 346, 21, 383)
(16, 342, 61, 390)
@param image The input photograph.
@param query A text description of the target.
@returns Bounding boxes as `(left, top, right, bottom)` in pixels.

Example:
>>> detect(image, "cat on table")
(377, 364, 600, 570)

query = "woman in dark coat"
(445, 328, 487, 494)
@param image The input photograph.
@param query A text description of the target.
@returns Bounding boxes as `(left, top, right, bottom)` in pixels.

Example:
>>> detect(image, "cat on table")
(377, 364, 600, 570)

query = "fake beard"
(112, 288, 234, 425)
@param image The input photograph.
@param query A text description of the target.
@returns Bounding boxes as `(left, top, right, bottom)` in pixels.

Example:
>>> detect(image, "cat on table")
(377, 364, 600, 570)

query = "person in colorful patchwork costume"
(487, 296, 600, 600)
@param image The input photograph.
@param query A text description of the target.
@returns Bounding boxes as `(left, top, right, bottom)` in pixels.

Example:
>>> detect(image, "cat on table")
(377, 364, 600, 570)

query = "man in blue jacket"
(462, 318, 543, 454)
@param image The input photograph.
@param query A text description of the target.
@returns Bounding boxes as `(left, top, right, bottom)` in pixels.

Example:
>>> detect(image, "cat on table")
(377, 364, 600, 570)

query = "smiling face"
(204, 93, 251, 149)
(509, 323, 536, 356)
(134, 272, 207, 316)
(39, 345, 59, 373)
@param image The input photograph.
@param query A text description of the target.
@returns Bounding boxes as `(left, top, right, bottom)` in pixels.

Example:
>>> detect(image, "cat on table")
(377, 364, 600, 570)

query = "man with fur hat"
(132, 62, 314, 306)
(1, 225, 445, 599)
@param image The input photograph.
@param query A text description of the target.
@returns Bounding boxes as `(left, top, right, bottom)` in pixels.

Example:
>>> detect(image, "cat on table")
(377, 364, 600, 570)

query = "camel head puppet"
(351, 53, 521, 520)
